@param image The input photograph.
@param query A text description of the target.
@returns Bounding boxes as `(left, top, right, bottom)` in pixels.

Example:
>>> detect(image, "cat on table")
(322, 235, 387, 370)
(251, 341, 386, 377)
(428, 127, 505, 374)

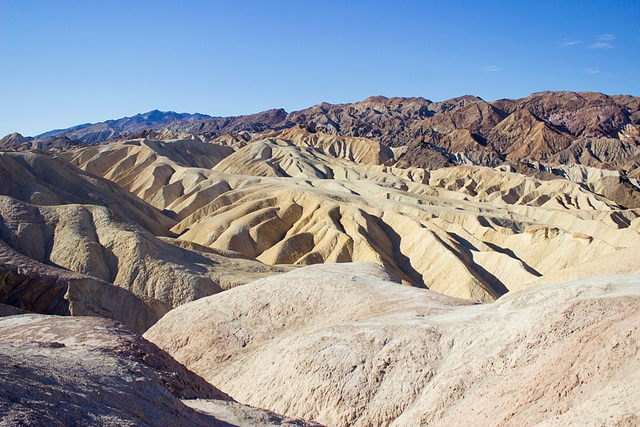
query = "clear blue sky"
(1, 0, 639, 137)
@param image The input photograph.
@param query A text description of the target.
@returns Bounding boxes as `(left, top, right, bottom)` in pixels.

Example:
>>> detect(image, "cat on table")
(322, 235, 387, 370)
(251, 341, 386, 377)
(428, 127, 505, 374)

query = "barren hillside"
(1, 92, 639, 425)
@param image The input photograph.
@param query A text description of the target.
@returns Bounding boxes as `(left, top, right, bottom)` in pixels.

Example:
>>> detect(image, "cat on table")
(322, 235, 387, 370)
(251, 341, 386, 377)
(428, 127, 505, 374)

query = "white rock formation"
(145, 263, 640, 426)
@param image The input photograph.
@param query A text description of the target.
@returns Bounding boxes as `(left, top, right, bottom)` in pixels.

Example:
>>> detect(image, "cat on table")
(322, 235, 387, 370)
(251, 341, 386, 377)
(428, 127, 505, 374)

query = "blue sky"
(1, 0, 639, 137)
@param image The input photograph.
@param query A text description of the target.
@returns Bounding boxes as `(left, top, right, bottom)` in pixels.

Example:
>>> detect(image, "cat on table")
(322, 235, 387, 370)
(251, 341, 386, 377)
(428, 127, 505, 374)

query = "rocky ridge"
(6, 91, 640, 181)
(60, 133, 640, 304)
(0, 149, 289, 332)
(1, 126, 638, 315)
(32, 110, 213, 144)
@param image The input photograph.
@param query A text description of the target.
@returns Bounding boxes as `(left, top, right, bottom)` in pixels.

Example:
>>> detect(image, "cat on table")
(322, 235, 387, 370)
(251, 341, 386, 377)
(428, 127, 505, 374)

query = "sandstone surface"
(145, 262, 640, 427)
(0, 238, 163, 333)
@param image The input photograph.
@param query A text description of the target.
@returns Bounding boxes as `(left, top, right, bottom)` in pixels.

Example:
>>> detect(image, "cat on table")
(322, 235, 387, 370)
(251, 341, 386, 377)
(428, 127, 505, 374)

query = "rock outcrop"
(0, 313, 320, 426)
(0, 133, 29, 149)
(0, 238, 164, 333)
(8, 91, 640, 199)
(145, 262, 640, 427)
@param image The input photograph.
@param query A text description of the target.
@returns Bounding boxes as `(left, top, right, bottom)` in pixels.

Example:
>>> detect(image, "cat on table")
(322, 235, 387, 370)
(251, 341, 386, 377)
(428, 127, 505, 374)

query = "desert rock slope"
(145, 262, 640, 426)
(0, 150, 289, 331)
(14, 91, 639, 180)
(0, 312, 320, 426)
(61, 129, 640, 303)
(1, 91, 640, 424)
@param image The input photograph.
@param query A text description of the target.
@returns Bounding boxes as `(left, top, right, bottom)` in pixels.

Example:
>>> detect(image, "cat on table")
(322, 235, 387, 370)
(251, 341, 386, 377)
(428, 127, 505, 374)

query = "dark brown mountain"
(506, 91, 635, 138)
(165, 108, 287, 136)
(374, 98, 504, 168)
(486, 109, 575, 160)
(5, 91, 639, 181)
(282, 95, 492, 148)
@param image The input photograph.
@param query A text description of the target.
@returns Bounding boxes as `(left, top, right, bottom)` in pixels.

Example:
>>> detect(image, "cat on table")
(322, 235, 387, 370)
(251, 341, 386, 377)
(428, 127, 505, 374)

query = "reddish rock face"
(513, 91, 633, 138)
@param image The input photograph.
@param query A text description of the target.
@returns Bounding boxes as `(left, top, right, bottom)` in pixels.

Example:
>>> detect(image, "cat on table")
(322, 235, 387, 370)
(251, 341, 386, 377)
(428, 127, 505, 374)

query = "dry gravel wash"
(146, 262, 640, 427)
(0, 313, 321, 427)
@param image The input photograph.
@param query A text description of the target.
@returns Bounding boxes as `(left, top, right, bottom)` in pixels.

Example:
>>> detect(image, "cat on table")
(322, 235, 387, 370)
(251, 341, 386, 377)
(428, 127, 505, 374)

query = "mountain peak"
(0, 132, 28, 148)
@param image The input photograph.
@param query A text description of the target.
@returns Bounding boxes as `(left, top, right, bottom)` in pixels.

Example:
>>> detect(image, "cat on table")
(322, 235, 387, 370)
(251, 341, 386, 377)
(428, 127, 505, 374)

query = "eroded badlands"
(1, 95, 640, 425)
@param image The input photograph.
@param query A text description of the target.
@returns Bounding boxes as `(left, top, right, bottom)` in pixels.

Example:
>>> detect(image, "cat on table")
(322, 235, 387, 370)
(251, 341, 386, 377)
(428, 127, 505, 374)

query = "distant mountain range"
(35, 110, 214, 144)
(3, 91, 640, 178)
